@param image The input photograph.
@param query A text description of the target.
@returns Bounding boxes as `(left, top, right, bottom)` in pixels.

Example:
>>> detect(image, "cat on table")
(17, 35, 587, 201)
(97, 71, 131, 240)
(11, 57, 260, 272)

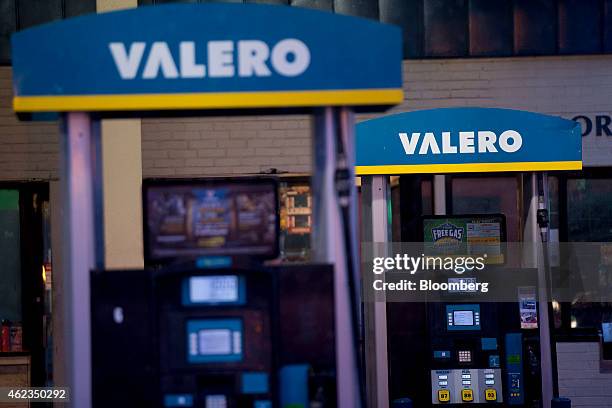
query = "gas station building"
(1, 1, 612, 407)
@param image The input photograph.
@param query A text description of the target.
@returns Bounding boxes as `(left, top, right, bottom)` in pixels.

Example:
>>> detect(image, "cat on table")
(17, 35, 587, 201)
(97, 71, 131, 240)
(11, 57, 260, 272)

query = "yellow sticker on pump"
(462, 389, 474, 402)
(438, 389, 450, 403)
(485, 389, 497, 401)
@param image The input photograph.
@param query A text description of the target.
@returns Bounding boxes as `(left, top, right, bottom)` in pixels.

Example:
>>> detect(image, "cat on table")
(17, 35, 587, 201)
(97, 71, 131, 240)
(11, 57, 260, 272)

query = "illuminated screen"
(183, 275, 245, 306)
(144, 179, 278, 261)
(453, 310, 475, 326)
(603, 322, 612, 343)
(186, 319, 243, 363)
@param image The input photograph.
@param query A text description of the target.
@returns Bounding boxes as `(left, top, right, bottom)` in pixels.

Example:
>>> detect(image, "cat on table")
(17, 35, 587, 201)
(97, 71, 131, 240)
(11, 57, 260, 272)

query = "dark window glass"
(514, 0, 557, 55)
(380, 0, 423, 58)
(290, 0, 332, 11)
(334, 0, 378, 19)
(558, 0, 601, 54)
(424, 0, 468, 57)
(604, 0, 612, 52)
(469, 0, 513, 56)
(64, 0, 96, 18)
(279, 180, 312, 262)
(567, 178, 612, 241)
(17, 0, 63, 29)
(0, 0, 16, 64)
(391, 183, 402, 241)
(421, 179, 433, 216)
(566, 178, 612, 329)
(548, 176, 560, 231)
(451, 176, 520, 241)
(0, 190, 22, 322)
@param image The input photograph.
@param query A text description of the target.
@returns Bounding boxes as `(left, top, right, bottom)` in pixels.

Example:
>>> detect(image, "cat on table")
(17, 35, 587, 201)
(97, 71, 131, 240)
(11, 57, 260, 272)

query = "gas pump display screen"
(453, 310, 474, 326)
(182, 275, 245, 306)
(422, 214, 506, 264)
(186, 319, 243, 363)
(447, 304, 481, 331)
(144, 178, 278, 261)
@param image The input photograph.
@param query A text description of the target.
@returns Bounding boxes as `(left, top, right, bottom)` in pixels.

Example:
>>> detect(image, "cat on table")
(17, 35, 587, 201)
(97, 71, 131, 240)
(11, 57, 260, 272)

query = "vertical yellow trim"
(97, 0, 144, 269)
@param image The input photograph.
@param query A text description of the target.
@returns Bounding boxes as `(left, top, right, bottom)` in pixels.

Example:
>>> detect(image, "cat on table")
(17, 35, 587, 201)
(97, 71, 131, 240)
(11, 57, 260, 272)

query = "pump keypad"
(458, 350, 472, 363)
(431, 369, 502, 404)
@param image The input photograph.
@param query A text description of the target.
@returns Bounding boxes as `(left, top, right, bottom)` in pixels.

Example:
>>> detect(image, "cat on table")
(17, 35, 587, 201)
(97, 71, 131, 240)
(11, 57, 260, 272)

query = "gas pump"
(356, 108, 583, 407)
(422, 214, 542, 406)
(90, 178, 337, 407)
(9, 4, 404, 407)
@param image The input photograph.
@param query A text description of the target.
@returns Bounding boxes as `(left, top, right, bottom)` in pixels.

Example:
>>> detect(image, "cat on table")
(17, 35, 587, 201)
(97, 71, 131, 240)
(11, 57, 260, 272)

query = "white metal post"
(311, 107, 361, 408)
(361, 175, 391, 408)
(535, 172, 554, 408)
(434, 175, 446, 215)
(60, 112, 104, 408)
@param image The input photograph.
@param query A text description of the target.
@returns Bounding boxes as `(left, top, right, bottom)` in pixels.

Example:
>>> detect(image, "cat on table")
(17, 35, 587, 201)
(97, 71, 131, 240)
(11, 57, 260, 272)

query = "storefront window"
(0, 190, 21, 324)
(566, 178, 612, 329)
(567, 179, 612, 242)
(451, 176, 520, 241)
(422, 179, 433, 216)
(0, 184, 51, 387)
(279, 180, 312, 262)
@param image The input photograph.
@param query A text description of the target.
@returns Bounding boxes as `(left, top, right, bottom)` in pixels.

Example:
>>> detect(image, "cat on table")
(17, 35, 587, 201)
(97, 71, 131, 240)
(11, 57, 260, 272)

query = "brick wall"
(557, 342, 612, 408)
(0, 67, 59, 181)
(140, 54, 612, 177)
(141, 115, 311, 177)
(3, 55, 612, 180)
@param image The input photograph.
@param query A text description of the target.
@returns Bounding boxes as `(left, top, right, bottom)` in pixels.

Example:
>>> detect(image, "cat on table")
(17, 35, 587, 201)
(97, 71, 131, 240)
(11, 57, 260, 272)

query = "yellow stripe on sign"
(355, 161, 583, 175)
(13, 89, 404, 112)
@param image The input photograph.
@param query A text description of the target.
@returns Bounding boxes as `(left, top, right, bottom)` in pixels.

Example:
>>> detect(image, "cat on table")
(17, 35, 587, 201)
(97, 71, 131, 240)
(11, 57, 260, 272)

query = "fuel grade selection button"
(438, 389, 450, 403)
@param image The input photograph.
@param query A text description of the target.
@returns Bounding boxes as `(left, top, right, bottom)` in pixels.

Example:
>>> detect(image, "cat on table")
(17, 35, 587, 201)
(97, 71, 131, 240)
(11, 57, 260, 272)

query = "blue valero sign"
(11, 3, 403, 113)
(356, 108, 582, 174)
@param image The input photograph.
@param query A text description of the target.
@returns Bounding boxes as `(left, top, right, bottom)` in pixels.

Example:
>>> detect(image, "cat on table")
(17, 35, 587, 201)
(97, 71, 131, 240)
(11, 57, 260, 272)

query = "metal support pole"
(60, 113, 104, 408)
(433, 175, 446, 215)
(311, 107, 361, 408)
(535, 172, 554, 408)
(361, 175, 390, 408)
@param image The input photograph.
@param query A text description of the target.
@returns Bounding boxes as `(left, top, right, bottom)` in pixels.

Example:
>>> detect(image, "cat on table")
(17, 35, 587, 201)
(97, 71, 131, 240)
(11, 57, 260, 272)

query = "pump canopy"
(10, 3, 403, 114)
(355, 107, 582, 174)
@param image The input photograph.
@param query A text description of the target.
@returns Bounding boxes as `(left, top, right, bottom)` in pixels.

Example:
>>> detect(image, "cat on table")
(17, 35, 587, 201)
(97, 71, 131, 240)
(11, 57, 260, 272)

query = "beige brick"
(197, 149, 225, 158)
(247, 138, 277, 148)
(189, 140, 218, 149)
(229, 130, 258, 139)
(168, 150, 197, 159)
(185, 158, 215, 167)
(153, 158, 185, 168)
(255, 147, 282, 156)
(226, 148, 255, 157)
